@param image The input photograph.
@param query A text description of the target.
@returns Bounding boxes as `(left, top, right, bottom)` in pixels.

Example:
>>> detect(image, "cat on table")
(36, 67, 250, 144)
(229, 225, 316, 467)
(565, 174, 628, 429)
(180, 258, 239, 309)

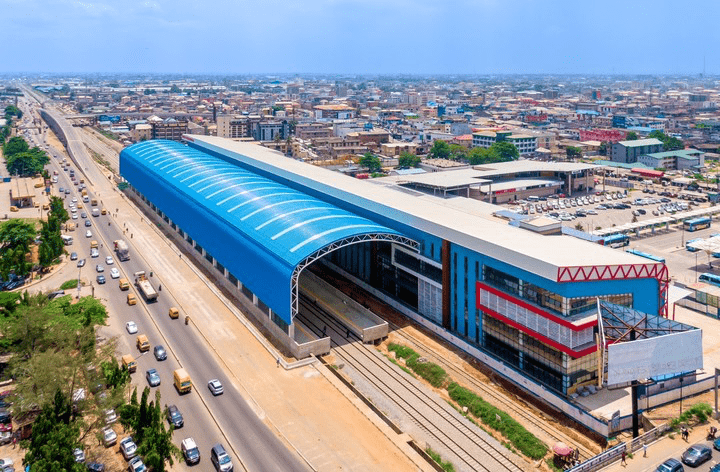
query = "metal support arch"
(290, 233, 418, 320)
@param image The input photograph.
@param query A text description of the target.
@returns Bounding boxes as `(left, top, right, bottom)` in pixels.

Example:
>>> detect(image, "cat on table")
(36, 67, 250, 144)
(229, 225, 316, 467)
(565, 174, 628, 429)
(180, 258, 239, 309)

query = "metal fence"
(567, 423, 669, 472)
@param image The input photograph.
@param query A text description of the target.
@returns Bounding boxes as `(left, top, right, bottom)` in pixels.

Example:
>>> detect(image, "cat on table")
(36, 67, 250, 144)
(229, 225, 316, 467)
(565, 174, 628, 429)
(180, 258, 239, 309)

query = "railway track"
(386, 325, 595, 463)
(298, 294, 525, 472)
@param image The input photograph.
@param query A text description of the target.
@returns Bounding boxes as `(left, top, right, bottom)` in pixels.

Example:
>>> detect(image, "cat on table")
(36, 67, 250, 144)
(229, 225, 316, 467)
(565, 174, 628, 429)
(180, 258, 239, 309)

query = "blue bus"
(686, 238, 702, 252)
(625, 249, 666, 263)
(699, 273, 720, 287)
(684, 216, 712, 232)
(603, 234, 630, 248)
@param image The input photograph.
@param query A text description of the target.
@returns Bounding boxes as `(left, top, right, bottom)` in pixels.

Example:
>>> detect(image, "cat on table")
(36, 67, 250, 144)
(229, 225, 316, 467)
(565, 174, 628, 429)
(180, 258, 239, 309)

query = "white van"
(61, 235, 73, 245)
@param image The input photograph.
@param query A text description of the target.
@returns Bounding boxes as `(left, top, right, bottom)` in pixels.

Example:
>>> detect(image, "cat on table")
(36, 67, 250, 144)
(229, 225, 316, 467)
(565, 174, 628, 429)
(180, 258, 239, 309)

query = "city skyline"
(2, 0, 718, 75)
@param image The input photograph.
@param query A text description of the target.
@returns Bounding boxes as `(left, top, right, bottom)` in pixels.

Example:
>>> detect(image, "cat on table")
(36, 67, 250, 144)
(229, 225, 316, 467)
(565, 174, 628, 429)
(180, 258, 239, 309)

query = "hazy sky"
(2, 0, 718, 75)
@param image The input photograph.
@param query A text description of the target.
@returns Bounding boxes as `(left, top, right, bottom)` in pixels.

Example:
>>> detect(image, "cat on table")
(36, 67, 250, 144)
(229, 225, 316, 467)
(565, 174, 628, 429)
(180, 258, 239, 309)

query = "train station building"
(119, 136, 668, 408)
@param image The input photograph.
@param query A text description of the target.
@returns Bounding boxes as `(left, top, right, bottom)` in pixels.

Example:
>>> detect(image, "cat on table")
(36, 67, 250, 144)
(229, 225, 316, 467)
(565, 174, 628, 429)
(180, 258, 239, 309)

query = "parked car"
(102, 427, 117, 447)
(125, 321, 138, 334)
(105, 409, 117, 424)
(70, 252, 78, 260)
(166, 404, 184, 428)
(74, 448, 85, 463)
(86, 463, 106, 472)
(681, 444, 711, 467)
(128, 457, 147, 472)
(120, 437, 138, 460)
(208, 379, 224, 396)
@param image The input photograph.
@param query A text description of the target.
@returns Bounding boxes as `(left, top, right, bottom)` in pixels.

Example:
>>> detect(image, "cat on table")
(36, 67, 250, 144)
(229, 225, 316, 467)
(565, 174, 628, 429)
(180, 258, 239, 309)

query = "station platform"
(293, 319, 319, 345)
(576, 303, 720, 429)
(299, 270, 388, 343)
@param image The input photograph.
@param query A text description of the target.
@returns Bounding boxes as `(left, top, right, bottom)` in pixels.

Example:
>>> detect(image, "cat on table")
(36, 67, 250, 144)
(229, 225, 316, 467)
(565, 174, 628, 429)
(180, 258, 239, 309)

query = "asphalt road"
(19, 94, 308, 472)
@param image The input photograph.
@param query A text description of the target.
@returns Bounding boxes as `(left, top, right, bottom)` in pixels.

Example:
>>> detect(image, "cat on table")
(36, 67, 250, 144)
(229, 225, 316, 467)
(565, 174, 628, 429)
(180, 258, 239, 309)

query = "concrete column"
(442, 239, 451, 330)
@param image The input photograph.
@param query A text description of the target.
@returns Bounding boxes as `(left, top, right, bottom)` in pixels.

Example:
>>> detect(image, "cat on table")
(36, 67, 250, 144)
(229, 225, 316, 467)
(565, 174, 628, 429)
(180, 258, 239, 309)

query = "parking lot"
(504, 185, 719, 286)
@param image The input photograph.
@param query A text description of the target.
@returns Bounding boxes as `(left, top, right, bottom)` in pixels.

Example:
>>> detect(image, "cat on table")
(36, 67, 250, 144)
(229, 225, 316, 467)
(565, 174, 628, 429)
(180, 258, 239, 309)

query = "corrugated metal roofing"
(123, 140, 399, 267)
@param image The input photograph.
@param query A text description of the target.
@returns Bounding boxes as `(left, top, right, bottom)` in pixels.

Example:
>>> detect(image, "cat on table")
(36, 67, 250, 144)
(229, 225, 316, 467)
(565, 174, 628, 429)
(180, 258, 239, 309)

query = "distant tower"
(212, 104, 217, 123)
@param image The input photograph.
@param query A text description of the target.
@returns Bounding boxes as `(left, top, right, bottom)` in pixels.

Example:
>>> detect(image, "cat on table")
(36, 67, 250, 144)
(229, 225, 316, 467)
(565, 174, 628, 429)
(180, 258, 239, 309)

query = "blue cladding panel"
(120, 140, 402, 323)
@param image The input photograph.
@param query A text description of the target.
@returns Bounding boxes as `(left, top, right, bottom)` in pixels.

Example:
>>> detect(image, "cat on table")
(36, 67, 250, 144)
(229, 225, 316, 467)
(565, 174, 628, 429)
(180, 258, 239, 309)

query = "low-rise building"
(472, 130, 537, 156)
(638, 149, 705, 170)
(611, 138, 663, 164)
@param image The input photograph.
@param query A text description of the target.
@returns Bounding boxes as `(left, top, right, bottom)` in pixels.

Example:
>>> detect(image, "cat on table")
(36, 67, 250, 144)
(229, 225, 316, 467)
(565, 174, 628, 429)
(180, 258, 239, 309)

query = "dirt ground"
(644, 389, 718, 426)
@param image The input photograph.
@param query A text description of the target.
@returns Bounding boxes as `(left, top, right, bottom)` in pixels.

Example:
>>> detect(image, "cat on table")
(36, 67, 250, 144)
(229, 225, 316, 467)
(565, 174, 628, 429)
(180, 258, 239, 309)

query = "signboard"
(607, 330, 703, 385)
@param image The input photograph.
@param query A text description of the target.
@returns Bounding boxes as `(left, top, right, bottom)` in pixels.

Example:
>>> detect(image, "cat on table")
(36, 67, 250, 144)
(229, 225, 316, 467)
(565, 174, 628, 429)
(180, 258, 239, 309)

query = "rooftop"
(186, 135, 653, 282)
(617, 138, 663, 147)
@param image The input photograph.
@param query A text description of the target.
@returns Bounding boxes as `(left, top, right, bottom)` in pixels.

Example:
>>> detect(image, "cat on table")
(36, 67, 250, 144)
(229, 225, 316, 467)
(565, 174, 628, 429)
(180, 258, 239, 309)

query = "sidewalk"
(77, 178, 432, 471)
(603, 420, 720, 472)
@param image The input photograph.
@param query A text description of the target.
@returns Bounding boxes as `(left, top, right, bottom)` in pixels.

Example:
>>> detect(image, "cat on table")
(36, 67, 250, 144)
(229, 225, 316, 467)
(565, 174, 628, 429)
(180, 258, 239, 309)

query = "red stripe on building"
(476, 282, 597, 331)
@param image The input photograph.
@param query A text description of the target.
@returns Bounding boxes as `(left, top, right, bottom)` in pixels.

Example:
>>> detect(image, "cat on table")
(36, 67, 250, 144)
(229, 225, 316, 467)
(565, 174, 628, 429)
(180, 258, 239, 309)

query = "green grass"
(388, 343, 448, 388)
(669, 403, 713, 429)
(59, 279, 78, 290)
(425, 447, 455, 472)
(447, 382, 548, 460)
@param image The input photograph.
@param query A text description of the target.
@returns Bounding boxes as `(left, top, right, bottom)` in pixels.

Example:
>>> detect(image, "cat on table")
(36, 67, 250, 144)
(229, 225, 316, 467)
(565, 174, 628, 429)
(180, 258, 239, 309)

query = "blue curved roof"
(120, 140, 401, 323)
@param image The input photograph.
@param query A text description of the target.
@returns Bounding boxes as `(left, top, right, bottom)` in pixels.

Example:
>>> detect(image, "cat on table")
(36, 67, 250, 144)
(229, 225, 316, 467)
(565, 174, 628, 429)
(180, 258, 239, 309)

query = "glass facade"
(483, 265, 632, 317)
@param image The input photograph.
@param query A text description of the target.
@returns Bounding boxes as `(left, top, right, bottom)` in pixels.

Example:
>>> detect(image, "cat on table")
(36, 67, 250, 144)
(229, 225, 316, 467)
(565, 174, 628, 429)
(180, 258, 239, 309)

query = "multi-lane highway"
(19, 92, 308, 472)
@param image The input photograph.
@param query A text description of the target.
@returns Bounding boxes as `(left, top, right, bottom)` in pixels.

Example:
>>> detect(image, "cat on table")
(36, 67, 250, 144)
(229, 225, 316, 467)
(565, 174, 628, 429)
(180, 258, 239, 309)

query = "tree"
(566, 146, 582, 159)
(0, 219, 36, 251)
(447, 144, 468, 161)
(24, 390, 84, 472)
(428, 140, 450, 160)
(599, 141, 609, 156)
(3, 136, 29, 156)
(359, 153, 382, 173)
(625, 131, 639, 141)
(468, 147, 497, 165)
(170, 85, 181, 93)
(648, 130, 684, 151)
(397, 152, 421, 168)
(490, 142, 520, 161)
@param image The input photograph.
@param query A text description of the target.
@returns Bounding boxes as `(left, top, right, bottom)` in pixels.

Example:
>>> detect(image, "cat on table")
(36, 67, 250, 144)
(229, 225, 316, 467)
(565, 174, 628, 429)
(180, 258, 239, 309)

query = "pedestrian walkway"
(603, 420, 720, 472)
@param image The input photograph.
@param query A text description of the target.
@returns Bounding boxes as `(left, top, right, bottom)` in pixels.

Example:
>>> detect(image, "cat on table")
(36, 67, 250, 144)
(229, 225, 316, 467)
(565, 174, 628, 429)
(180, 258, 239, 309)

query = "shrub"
(669, 403, 713, 429)
(388, 343, 448, 388)
(59, 279, 78, 290)
(425, 447, 455, 472)
(447, 382, 548, 460)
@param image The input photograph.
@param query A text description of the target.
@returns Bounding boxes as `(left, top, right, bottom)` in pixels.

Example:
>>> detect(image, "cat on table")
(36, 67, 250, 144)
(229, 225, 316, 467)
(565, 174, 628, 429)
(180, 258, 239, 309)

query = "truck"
(134, 271, 157, 302)
(114, 240, 130, 261)
(174, 369, 192, 394)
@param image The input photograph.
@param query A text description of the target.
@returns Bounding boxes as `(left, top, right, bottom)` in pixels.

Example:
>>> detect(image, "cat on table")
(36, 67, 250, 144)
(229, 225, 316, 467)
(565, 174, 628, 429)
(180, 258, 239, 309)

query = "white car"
(72, 197, 77, 203)
(86, 230, 92, 238)
(110, 267, 120, 279)
(125, 321, 138, 334)
(105, 256, 114, 265)
(72, 213, 78, 220)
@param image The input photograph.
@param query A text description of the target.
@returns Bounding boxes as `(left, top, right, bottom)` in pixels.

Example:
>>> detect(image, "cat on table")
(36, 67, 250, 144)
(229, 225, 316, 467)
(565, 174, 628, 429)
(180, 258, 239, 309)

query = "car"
(102, 427, 117, 447)
(166, 405, 183, 428)
(105, 256, 114, 265)
(153, 345, 167, 361)
(146, 368, 161, 387)
(0, 432, 10, 446)
(59, 187, 64, 193)
(0, 460, 12, 470)
(208, 379, 224, 396)
(125, 321, 138, 334)
(81, 212, 87, 218)
(72, 197, 77, 203)
(120, 436, 138, 460)
(96, 264, 104, 273)
(681, 444, 711, 467)
(181, 437, 201, 465)
(210, 443, 234, 471)
(104, 408, 117, 424)
(128, 457, 147, 472)
(711, 463, 720, 472)
(77, 259, 86, 268)
(91, 248, 99, 258)
(86, 230, 92, 238)
(86, 463, 106, 472)
(96, 275, 106, 284)
(656, 457, 685, 472)
(110, 268, 120, 279)
(70, 252, 78, 260)
(0, 409, 11, 425)
(72, 213, 78, 219)
(85, 220, 92, 227)
(74, 448, 85, 463)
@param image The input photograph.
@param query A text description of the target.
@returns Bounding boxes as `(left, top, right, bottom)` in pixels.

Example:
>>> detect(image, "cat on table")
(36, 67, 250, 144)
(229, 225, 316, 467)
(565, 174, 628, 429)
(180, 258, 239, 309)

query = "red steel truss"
(556, 263, 669, 318)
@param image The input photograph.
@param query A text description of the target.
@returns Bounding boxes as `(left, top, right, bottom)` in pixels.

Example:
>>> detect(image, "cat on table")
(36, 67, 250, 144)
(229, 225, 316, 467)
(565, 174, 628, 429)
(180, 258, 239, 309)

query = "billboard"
(607, 330, 703, 385)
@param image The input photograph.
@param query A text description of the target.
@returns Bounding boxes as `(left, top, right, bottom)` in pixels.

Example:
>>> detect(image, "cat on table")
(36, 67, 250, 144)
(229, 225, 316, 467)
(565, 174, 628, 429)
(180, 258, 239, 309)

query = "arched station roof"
(120, 140, 417, 324)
